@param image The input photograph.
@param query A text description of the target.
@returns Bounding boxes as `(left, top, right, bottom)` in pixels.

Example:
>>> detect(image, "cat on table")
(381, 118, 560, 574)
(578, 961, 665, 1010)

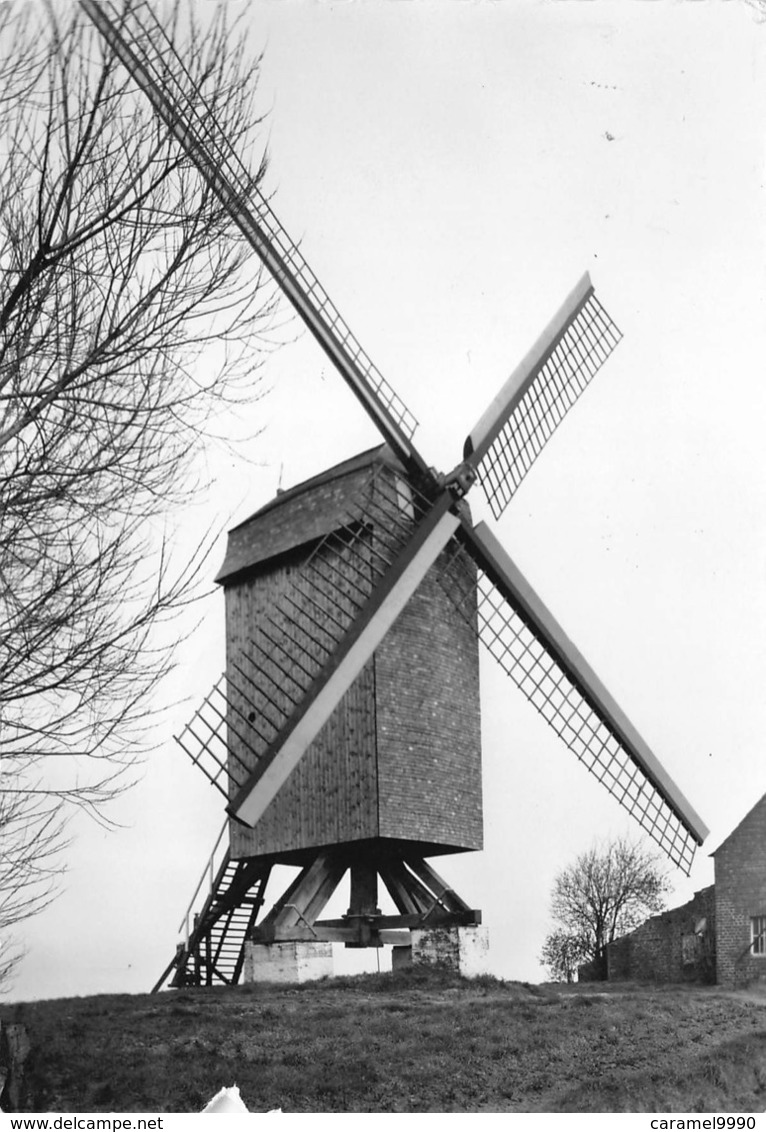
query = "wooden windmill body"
(219, 446, 483, 867)
(79, 0, 711, 991)
(207, 446, 485, 964)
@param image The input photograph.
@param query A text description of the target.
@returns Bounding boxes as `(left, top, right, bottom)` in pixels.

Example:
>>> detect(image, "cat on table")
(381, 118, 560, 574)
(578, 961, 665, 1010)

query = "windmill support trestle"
(251, 847, 481, 948)
(243, 847, 484, 984)
(154, 844, 483, 991)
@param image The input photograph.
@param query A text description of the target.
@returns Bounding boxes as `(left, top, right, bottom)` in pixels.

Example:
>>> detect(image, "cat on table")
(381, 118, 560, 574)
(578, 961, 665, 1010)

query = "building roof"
(215, 444, 403, 584)
(710, 791, 766, 857)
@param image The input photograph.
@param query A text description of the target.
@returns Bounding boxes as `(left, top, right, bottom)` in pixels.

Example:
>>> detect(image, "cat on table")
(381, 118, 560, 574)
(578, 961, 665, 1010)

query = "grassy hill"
(4, 968, 766, 1113)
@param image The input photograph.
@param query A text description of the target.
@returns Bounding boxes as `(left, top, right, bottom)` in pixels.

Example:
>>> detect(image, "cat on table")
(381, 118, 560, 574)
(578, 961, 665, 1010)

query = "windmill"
(79, 0, 709, 989)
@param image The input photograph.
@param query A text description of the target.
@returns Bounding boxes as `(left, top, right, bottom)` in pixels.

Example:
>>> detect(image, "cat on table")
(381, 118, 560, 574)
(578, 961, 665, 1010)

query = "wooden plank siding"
(222, 449, 483, 862)
(227, 541, 379, 858)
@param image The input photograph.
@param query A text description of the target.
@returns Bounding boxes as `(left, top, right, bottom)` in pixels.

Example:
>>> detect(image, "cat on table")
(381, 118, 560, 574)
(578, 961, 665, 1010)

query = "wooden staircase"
(153, 831, 271, 991)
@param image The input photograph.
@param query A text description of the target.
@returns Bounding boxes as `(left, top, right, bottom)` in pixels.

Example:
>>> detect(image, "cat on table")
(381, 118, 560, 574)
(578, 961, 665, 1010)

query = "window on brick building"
(750, 916, 766, 956)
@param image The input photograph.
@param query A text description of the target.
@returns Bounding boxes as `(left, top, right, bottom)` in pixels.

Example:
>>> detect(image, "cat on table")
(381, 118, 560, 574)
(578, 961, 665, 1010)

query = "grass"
(4, 967, 766, 1113)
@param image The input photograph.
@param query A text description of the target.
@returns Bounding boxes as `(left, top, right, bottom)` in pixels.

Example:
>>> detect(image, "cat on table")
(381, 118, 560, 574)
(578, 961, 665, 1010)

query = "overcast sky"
(9, 0, 766, 1000)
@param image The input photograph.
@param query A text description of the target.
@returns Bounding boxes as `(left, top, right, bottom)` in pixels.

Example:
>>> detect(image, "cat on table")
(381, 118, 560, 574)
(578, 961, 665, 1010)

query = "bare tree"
(0, 0, 275, 971)
(540, 837, 671, 981)
(0, 790, 67, 986)
(538, 929, 591, 984)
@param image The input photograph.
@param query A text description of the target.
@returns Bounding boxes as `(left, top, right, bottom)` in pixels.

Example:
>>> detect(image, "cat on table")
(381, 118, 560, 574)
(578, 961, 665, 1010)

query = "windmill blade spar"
(447, 520, 708, 872)
(464, 274, 622, 519)
(78, 0, 430, 482)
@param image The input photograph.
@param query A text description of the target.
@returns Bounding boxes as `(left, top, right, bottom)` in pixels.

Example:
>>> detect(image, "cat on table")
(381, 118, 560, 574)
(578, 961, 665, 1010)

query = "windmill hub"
(441, 461, 479, 499)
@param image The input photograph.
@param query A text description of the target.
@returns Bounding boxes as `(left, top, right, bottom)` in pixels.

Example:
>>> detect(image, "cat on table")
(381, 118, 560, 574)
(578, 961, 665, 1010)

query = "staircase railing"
(179, 821, 228, 945)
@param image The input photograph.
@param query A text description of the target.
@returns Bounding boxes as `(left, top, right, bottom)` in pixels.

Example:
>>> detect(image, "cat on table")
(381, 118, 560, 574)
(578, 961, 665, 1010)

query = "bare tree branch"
(0, 0, 277, 981)
(540, 837, 671, 981)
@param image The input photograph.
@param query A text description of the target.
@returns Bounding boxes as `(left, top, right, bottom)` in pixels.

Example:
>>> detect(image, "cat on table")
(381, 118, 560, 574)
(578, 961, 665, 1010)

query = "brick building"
(602, 885, 715, 984)
(590, 793, 766, 987)
(712, 792, 766, 987)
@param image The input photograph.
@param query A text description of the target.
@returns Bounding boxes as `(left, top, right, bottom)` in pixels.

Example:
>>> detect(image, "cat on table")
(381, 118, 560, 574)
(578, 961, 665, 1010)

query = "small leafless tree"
(540, 837, 671, 981)
(538, 929, 591, 984)
(0, 0, 276, 976)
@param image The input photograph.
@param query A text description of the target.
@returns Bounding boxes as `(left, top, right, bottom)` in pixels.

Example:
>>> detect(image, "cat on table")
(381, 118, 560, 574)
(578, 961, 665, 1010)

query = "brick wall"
(602, 886, 716, 984)
(714, 793, 766, 987)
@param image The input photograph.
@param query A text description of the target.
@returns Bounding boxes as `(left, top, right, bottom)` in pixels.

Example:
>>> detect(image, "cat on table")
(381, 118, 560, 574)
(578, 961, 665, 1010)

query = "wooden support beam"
(348, 861, 379, 917)
(378, 860, 434, 915)
(255, 851, 347, 940)
(264, 906, 482, 944)
(403, 855, 473, 915)
(258, 866, 310, 928)
(317, 910, 482, 932)
(244, 848, 481, 948)
(346, 859, 382, 948)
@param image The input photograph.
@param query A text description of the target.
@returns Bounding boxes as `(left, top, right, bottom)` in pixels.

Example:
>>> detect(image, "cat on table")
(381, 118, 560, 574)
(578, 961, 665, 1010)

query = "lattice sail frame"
(437, 539, 698, 873)
(475, 292, 623, 521)
(80, 0, 419, 449)
(175, 462, 430, 800)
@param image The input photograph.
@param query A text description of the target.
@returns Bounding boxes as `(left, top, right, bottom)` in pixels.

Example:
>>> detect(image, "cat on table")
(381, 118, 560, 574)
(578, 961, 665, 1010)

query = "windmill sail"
(463, 273, 622, 520)
(441, 521, 708, 872)
(78, 0, 426, 478)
